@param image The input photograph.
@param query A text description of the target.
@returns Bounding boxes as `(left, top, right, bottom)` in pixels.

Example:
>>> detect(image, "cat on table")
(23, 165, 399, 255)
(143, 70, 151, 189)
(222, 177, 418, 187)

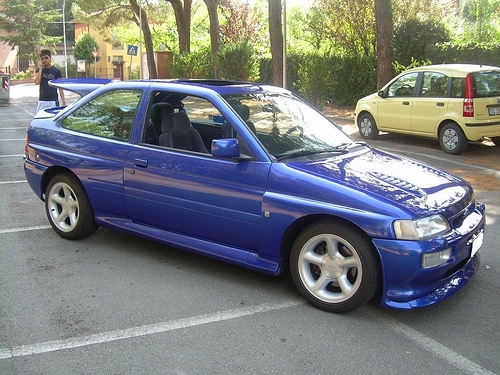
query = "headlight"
(393, 214, 450, 240)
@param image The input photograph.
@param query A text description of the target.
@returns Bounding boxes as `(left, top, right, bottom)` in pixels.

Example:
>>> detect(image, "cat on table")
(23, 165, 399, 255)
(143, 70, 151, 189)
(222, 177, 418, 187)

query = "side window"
(387, 72, 419, 97)
(420, 72, 448, 97)
(63, 90, 142, 141)
(145, 92, 233, 154)
(450, 78, 465, 98)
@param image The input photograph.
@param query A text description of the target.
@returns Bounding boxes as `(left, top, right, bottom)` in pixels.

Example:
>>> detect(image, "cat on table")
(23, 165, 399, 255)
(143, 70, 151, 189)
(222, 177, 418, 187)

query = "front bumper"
(373, 204, 485, 310)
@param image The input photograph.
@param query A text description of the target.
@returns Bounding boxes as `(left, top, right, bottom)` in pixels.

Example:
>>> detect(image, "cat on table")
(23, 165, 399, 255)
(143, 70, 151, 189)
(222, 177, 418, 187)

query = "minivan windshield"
(223, 92, 356, 160)
(473, 70, 500, 98)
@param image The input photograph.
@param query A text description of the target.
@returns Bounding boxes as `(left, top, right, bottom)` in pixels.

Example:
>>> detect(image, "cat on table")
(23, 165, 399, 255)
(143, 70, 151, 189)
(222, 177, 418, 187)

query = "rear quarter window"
(451, 78, 465, 98)
(63, 90, 142, 141)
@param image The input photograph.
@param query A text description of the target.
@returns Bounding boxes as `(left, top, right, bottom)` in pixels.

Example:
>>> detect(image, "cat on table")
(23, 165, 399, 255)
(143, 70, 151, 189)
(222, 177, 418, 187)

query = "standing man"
(34, 49, 66, 113)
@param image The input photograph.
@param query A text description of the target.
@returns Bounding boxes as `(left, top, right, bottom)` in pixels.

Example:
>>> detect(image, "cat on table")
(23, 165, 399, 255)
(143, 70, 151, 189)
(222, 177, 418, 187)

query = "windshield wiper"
(277, 148, 349, 161)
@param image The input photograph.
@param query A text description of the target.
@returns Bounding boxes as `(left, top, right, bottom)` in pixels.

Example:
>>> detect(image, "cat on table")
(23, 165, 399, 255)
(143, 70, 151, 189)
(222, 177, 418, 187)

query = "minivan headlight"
(394, 215, 450, 240)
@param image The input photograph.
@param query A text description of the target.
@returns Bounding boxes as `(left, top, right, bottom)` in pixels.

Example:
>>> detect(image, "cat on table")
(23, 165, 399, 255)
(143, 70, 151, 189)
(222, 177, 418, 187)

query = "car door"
(123, 94, 271, 253)
(60, 88, 143, 216)
(411, 71, 450, 135)
(377, 72, 419, 131)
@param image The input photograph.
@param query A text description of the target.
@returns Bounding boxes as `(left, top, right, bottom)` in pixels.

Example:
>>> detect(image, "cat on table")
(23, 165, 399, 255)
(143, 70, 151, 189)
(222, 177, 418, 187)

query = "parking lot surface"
(1, 84, 499, 374)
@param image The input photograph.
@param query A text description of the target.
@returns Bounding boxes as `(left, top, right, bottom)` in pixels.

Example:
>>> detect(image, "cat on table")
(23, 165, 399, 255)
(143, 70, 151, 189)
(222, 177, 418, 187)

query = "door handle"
(134, 159, 148, 168)
(402, 102, 409, 106)
(436, 102, 445, 107)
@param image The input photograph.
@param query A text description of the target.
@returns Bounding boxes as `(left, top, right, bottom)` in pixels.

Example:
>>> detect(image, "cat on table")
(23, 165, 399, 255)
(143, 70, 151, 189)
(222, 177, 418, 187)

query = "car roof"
(50, 78, 284, 97)
(404, 63, 500, 77)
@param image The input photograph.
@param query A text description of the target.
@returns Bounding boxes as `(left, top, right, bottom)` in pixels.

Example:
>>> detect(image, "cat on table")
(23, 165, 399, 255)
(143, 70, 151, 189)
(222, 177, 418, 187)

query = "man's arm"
(34, 60, 43, 85)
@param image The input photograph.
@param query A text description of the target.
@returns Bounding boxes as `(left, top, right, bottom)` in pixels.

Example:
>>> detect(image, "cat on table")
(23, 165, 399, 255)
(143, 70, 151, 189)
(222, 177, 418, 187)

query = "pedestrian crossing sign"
(127, 45, 138, 56)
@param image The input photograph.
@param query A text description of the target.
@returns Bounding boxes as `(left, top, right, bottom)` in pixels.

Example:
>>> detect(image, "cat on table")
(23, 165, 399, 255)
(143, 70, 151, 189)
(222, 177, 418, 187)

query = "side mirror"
(211, 138, 240, 159)
(378, 90, 386, 98)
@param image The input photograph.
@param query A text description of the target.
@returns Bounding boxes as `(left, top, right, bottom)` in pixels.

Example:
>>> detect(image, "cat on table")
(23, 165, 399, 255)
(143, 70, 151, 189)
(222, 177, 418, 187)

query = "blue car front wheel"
(290, 220, 380, 313)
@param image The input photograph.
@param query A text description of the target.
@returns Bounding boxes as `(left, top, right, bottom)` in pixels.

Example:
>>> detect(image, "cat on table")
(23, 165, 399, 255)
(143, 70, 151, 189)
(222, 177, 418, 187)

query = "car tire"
(357, 113, 379, 139)
(439, 122, 468, 154)
(491, 137, 500, 146)
(290, 220, 380, 313)
(45, 173, 98, 240)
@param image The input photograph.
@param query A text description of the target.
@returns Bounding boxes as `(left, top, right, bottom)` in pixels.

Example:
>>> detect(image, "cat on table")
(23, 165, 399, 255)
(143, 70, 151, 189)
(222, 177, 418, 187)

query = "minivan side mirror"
(378, 90, 386, 98)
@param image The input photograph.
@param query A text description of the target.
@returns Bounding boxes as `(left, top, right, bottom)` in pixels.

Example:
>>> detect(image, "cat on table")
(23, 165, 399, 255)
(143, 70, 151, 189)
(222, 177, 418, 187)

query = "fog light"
(422, 248, 452, 269)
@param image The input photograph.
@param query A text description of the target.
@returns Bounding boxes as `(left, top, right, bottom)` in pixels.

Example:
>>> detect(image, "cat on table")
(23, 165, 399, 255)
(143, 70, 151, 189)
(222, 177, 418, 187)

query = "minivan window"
(450, 78, 465, 98)
(420, 72, 448, 97)
(473, 71, 500, 98)
(387, 72, 419, 97)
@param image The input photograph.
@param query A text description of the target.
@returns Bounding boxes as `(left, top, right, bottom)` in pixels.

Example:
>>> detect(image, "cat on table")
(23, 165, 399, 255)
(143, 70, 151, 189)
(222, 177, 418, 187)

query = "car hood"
(285, 148, 472, 218)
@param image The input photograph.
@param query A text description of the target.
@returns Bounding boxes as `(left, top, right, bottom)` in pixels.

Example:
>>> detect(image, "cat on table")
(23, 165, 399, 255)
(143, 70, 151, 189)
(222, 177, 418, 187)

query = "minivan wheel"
(439, 123, 468, 154)
(358, 113, 379, 139)
(290, 221, 380, 313)
(45, 173, 98, 240)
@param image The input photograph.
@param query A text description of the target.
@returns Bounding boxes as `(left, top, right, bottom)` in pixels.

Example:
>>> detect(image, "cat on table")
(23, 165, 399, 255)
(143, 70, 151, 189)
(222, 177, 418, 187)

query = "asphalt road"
(1, 84, 499, 375)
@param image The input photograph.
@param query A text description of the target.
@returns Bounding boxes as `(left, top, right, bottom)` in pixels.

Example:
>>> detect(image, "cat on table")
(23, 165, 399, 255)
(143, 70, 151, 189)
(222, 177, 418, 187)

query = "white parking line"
(0, 154, 24, 158)
(0, 180, 26, 185)
(0, 139, 25, 141)
(0, 225, 51, 234)
(11, 103, 35, 117)
(374, 311, 496, 375)
(0, 300, 303, 360)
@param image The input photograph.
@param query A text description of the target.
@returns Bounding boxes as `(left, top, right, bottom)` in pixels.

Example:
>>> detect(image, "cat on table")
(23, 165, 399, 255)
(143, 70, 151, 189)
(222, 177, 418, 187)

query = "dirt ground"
(322, 105, 356, 121)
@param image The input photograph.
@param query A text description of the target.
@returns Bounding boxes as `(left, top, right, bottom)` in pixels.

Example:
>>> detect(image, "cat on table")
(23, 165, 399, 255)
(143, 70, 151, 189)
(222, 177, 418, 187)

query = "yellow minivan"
(355, 64, 500, 154)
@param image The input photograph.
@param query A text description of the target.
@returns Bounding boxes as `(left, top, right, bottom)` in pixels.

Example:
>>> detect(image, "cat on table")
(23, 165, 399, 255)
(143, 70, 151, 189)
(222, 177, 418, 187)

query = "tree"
(0, 0, 62, 70)
(73, 33, 99, 75)
(312, 0, 375, 56)
(393, 19, 449, 66)
(73, 0, 158, 78)
(462, 0, 500, 43)
(375, 0, 394, 88)
(268, 0, 283, 87)
(129, 0, 157, 78)
(165, 0, 192, 53)
(220, 0, 265, 45)
(203, 0, 220, 78)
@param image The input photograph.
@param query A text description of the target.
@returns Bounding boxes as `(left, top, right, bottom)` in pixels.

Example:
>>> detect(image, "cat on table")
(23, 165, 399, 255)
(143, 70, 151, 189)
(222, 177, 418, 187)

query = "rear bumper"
(24, 159, 48, 200)
(463, 121, 500, 140)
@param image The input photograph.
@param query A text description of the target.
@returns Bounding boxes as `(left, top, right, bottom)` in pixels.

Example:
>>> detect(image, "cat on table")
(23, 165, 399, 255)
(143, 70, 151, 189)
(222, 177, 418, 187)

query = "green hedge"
(173, 43, 500, 107)
(427, 42, 500, 66)
(259, 54, 376, 107)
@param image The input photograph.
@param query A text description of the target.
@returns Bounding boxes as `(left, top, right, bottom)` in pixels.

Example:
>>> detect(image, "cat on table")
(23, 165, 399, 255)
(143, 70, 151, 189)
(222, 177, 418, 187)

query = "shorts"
(36, 100, 59, 114)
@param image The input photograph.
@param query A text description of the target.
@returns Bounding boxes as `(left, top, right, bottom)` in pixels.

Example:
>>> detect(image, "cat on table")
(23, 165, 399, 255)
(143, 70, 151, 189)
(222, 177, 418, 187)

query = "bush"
(426, 42, 500, 66)
(393, 18, 450, 66)
(259, 54, 376, 107)
(216, 40, 258, 81)
(171, 47, 214, 79)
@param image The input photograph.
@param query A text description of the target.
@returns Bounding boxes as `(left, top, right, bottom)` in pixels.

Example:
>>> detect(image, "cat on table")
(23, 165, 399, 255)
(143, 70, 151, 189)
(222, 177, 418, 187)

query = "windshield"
(473, 70, 500, 98)
(223, 92, 355, 159)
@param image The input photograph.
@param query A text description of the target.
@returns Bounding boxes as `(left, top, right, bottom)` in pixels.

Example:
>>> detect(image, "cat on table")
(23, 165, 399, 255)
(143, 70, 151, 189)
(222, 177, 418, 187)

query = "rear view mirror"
(378, 90, 386, 98)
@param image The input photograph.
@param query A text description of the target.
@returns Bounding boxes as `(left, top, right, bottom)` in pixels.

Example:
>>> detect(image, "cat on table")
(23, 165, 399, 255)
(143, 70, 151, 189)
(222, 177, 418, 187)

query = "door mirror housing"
(212, 138, 240, 158)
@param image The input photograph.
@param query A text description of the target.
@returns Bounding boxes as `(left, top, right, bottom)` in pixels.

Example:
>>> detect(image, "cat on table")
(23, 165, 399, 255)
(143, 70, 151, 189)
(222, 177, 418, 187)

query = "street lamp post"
(62, 0, 68, 78)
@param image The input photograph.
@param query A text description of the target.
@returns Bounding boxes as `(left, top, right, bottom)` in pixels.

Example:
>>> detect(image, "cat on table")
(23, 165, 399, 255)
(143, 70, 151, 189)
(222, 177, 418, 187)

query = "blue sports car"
(24, 79, 485, 312)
